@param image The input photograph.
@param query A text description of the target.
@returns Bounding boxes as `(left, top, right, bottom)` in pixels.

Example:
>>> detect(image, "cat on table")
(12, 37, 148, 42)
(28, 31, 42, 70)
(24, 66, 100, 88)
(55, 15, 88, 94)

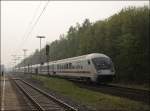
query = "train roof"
(49, 53, 109, 64)
(86, 53, 109, 59)
(18, 53, 109, 68)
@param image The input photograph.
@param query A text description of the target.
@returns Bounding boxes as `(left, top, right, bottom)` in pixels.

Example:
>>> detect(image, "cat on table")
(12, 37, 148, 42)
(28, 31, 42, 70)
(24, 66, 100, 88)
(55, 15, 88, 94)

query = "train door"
(52, 64, 56, 75)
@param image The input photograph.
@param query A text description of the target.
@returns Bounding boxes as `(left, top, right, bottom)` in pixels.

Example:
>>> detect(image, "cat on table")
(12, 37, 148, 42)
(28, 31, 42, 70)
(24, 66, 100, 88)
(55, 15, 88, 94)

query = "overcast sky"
(1, 1, 149, 68)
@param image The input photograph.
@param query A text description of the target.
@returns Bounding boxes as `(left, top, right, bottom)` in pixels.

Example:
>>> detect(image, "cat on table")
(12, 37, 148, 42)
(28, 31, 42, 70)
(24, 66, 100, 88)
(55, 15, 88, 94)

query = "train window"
(64, 64, 68, 69)
(75, 65, 77, 69)
(72, 65, 74, 69)
(77, 65, 80, 69)
(88, 60, 91, 65)
(64, 64, 65, 69)
(67, 64, 69, 69)
(62, 65, 64, 69)
(92, 57, 112, 70)
(68, 63, 72, 69)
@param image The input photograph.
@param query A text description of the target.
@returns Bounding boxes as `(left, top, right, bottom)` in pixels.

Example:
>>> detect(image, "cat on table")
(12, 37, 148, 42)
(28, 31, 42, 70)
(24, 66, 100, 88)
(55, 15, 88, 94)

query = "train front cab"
(92, 56, 115, 83)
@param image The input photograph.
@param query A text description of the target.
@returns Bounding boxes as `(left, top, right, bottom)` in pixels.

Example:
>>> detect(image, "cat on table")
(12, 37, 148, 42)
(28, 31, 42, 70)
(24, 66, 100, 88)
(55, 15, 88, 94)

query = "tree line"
(17, 6, 149, 84)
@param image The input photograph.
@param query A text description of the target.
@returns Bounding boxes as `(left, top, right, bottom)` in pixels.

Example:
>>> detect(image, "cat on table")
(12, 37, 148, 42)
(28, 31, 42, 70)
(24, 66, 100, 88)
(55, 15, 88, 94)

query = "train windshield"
(92, 57, 113, 70)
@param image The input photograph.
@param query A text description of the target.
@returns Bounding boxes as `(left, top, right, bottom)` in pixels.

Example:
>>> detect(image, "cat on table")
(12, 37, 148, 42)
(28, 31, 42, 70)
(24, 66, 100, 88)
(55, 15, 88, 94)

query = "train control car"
(47, 53, 115, 82)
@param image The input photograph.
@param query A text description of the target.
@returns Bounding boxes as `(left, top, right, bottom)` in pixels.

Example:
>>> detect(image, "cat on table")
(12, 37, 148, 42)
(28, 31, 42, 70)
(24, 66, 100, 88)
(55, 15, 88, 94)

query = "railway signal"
(46, 44, 50, 56)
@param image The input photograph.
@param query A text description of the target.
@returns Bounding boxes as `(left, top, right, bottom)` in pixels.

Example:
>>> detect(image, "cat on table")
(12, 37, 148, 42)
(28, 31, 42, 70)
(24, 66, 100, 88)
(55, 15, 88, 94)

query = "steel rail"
(107, 84, 150, 94)
(72, 81, 150, 103)
(14, 79, 45, 111)
(15, 78, 78, 111)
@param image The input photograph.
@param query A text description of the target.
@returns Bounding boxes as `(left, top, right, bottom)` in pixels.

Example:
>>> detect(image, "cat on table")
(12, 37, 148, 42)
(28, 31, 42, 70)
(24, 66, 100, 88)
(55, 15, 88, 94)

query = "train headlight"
(98, 70, 101, 73)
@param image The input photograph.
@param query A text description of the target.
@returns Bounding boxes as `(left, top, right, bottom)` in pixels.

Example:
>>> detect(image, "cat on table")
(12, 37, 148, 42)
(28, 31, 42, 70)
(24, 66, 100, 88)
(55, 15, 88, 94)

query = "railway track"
(104, 84, 150, 103)
(12, 78, 78, 111)
(73, 81, 150, 104)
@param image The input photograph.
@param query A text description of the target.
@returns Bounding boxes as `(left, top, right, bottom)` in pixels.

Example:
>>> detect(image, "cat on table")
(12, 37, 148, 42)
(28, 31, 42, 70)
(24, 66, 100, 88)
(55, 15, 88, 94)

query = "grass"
(32, 75, 150, 110)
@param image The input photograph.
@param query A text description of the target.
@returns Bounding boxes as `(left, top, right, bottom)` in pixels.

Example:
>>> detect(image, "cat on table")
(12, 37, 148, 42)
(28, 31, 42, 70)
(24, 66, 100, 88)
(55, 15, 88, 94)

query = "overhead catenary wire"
(12, 1, 50, 67)
(11, 1, 42, 67)
(22, 1, 50, 46)
(14, 1, 49, 54)
(12, 1, 50, 68)
(18, 1, 42, 49)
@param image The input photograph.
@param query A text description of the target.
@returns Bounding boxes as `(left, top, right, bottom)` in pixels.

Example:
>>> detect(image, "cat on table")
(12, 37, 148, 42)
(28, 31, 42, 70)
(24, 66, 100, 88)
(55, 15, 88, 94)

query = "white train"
(15, 53, 115, 82)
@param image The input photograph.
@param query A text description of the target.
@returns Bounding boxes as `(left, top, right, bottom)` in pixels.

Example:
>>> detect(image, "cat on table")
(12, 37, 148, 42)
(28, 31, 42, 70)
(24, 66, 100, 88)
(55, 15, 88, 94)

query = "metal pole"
(40, 38, 41, 63)
(23, 49, 27, 74)
(36, 36, 45, 75)
(47, 56, 49, 76)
